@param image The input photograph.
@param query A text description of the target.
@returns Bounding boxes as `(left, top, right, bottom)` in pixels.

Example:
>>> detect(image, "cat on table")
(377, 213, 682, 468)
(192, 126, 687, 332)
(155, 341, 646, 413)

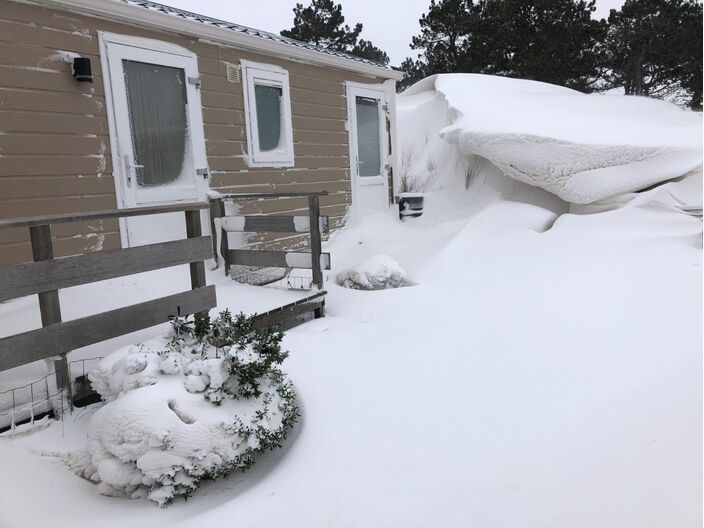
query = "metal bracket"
(196, 167, 209, 178)
(188, 76, 201, 88)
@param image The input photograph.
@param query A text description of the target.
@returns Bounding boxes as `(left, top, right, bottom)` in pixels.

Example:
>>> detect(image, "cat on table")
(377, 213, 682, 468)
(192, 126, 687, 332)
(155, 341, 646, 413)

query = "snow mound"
(337, 254, 409, 290)
(74, 315, 298, 506)
(403, 74, 702, 204)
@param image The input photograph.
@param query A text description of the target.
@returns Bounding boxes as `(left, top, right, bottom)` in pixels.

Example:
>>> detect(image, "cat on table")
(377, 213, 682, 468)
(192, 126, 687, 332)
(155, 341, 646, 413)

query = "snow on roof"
(122, 0, 389, 68)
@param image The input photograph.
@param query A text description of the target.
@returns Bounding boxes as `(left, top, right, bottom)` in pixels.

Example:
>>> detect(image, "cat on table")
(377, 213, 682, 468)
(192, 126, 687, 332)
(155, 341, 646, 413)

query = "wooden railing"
(210, 191, 329, 286)
(0, 202, 216, 409)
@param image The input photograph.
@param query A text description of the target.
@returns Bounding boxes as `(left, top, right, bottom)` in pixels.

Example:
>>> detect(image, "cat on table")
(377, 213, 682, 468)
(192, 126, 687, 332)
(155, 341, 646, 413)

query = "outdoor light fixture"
(72, 57, 93, 82)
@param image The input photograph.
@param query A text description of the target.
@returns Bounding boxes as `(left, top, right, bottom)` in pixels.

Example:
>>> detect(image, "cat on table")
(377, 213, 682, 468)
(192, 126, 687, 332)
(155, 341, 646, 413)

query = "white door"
(102, 34, 208, 247)
(347, 83, 389, 219)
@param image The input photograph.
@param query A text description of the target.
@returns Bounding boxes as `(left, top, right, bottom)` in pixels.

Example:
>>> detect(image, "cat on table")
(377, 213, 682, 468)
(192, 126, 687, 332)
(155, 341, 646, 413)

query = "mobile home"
(0, 0, 402, 265)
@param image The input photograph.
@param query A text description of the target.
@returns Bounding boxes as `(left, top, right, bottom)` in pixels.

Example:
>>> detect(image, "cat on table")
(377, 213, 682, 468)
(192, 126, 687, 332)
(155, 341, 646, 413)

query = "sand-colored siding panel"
(204, 124, 245, 141)
(294, 144, 350, 157)
(1, 110, 109, 135)
(0, 20, 97, 55)
(293, 116, 347, 133)
(0, 134, 108, 156)
(0, 156, 111, 177)
(0, 87, 105, 114)
(0, 232, 122, 267)
(219, 180, 351, 195)
(0, 219, 119, 245)
(210, 168, 350, 187)
(293, 130, 349, 145)
(290, 87, 347, 108)
(1, 195, 118, 219)
(0, 66, 104, 95)
(205, 140, 245, 157)
(201, 90, 240, 110)
(202, 108, 244, 126)
(292, 102, 347, 120)
(1, 175, 115, 199)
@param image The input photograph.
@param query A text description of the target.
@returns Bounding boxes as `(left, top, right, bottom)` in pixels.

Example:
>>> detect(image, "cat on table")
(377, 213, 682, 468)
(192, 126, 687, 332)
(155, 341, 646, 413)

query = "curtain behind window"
(255, 84, 283, 152)
(355, 96, 381, 177)
(123, 60, 189, 187)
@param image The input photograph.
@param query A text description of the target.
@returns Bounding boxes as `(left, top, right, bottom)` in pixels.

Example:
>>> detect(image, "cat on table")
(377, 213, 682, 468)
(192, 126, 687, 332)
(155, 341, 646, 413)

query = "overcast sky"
(162, 0, 626, 67)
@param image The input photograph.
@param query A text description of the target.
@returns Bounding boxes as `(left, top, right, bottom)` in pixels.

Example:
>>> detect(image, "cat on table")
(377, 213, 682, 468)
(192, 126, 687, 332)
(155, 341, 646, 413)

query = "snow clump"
(337, 254, 409, 290)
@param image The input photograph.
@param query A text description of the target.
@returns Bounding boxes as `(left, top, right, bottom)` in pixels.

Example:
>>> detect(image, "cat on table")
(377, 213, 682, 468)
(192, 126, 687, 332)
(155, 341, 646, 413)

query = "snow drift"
(400, 74, 702, 204)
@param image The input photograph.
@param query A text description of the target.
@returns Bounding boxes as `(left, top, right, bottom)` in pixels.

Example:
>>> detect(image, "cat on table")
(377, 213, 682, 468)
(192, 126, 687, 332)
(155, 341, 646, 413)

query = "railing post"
(185, 210, 208, 322)
(217, 200, 231, 277)
(29, 224, 72, 414)
(208, 198, 223, 268)
(308, 195, 325, 318)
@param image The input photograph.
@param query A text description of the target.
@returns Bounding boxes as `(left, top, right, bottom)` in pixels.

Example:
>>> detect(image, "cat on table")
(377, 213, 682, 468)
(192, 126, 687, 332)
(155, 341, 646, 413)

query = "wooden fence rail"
(210, 192, 329, 318)
(0, 202, 215, 413)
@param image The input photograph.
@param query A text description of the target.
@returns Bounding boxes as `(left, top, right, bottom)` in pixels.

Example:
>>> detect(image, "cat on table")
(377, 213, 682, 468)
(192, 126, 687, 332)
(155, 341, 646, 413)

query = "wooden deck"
(0, 196, 329, 418)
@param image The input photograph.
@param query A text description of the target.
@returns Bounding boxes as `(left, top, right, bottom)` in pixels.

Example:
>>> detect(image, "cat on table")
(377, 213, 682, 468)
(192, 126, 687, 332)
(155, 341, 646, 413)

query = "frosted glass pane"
(355, 96, 381, 177)
(255, 84, 283, 152)
(123, 60, 188, 187)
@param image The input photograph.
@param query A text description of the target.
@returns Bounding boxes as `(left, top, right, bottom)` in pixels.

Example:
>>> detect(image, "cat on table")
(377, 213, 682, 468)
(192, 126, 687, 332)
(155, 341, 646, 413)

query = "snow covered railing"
(209, 191, 330, 318)
(0, 202, 216, 413)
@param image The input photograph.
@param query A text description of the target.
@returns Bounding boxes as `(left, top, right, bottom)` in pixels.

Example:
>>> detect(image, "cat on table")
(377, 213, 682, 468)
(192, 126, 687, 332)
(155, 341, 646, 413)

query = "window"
(354, 96, 382, 177)
(241, 60, 294, 167)
(123, 60, 189, 187)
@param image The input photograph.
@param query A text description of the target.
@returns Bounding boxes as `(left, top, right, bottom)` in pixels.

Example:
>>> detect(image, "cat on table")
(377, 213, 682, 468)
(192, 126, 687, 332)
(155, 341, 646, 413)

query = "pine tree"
(399, 57, 428, 90)
(352, 39, 390, 65)
(402, 0, 606, 92)
(476, 0, 607, 91)
(281, 0, 361, 51)
(602, 0, 702, 109)
(281, 0, 390, 65)
(411, 0, 479, 72)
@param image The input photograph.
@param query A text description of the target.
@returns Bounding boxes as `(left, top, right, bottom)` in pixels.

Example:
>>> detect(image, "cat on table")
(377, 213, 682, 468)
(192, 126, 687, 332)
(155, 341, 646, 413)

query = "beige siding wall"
(0, 0, 386, 265)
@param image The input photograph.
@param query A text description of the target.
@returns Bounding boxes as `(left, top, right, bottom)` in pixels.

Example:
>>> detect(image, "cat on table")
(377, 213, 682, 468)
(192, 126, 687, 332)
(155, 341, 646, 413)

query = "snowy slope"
(401, 74, 703, 204)
(1, 182, 701, 527)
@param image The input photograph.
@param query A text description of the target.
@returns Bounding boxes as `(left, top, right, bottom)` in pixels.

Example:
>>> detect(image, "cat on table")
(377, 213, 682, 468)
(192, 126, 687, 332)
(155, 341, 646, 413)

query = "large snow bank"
(402, 74, 702, 204)
(397, 88, 569, 225)
(67, 314, 298, 506)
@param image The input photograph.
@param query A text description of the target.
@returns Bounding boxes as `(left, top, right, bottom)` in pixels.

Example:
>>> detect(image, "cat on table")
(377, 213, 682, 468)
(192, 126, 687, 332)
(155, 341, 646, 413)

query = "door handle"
(123, 154, 144, 187)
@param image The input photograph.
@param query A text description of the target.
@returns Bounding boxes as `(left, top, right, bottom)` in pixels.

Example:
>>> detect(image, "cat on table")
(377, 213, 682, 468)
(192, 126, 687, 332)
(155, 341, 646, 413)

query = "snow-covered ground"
(0, 74, 701, 527)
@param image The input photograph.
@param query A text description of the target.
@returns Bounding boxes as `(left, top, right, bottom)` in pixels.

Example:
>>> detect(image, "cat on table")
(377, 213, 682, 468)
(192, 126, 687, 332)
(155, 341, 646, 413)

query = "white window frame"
(241, 59, 295, 168)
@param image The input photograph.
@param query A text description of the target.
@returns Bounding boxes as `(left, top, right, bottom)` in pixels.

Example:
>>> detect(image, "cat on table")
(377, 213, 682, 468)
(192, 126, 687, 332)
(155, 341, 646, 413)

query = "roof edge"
(34, 0, 403, 81)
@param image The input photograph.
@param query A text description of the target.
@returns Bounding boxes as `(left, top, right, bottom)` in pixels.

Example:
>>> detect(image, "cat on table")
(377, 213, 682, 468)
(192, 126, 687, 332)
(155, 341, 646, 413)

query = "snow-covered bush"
(72, 311, 299, 507)
(337, 254, 409, 290)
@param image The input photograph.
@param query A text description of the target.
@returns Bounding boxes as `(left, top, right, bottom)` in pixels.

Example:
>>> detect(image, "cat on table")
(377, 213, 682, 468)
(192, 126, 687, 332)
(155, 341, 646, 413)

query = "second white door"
(347, 83, 389, 219)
